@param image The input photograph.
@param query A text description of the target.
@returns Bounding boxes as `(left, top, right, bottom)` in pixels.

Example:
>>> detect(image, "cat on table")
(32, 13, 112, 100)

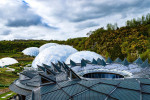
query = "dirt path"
(6, 67, 15, 72)
(0, 88, 10, 95)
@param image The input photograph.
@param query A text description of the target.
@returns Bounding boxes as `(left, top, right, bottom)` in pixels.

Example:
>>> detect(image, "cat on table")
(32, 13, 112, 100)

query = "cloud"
(0, 28, 10, 35)
(0, 0, 51, 28)
(25, 0, 150, 23)
(6, 18, 42, 27)
(0, 0, 150, 40)
(76, 21, 99, 30)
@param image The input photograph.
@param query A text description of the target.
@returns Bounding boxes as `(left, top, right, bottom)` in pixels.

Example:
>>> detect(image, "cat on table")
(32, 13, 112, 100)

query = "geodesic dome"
(22, 47, 39, 57)
(65, 51, 105, 64)
(0, 57, 18, 67)
(32, 45, 78, 68)
(39, 43, 59, 52)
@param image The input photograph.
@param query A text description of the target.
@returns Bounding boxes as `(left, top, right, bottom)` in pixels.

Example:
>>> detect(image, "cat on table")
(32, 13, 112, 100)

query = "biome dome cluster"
(31, 43, 105, 68)
(22, 43, 59, 57)
(23, 42, 150, 78)
(32, 45, 78, 68)
(22, 47, 39, 57)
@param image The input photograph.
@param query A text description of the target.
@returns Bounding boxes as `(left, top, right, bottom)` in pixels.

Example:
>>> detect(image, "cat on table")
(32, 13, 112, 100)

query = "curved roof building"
(65, 51, 105, 64)
(0, 57, 18, 67)
(22, 47, 39, 57)
(10, 57, 150, 100)
(39, 43, 59, 52)
(32, 45, 78, 68)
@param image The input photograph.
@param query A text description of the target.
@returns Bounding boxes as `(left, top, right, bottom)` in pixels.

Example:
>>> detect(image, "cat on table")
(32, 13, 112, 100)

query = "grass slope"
(0, 91, 16, 100)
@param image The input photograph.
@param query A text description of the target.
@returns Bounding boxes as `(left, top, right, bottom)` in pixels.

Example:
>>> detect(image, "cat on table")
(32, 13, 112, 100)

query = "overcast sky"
(0, 0, 150, 40)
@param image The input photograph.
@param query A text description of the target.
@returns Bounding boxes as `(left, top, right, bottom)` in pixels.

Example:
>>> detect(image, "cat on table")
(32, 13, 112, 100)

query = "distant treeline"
(0, 40, 65, 53)
(1, 13, 150, 62)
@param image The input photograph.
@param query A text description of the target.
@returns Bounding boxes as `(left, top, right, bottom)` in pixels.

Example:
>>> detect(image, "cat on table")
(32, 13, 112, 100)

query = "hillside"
(1, 14, 150, 62)
(66, 14, 150, 62)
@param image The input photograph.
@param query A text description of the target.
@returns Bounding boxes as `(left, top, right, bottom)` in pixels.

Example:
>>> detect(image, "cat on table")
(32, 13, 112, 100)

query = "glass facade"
(83, 72, 124, 79)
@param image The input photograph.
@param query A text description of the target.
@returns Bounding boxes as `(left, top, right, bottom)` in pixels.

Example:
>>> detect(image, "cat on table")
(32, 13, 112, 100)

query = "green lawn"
(0, 52, 34, 100)
(0, 72, 18, 85)
(0, 52, 23, 59)
(0, 87, 7, 89)
(0, 52, 34, 85)
(0, 91, 16, 100)
(0, 49, 36, 99)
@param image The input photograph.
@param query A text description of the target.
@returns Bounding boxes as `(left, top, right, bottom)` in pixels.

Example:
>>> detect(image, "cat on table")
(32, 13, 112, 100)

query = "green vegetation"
(0, 87, 7, 89)
(0, 71, 18, 85)
(67, 13, 150, 62)
(83, 14, 150, 61)
(0, 53, 33, 85)
(0, 91, 16, 100)
(0, 53, 32, 98)
(0, 40, 65, 53)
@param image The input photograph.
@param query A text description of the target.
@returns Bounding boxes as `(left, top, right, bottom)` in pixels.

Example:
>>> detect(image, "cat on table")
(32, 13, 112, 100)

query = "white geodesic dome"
(0, 57, 18, 67)
(65, 51, 105, 64)
(39, 43, 59, 52)
(32, 45, 78, 68)
(22, 47, 39, 57)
